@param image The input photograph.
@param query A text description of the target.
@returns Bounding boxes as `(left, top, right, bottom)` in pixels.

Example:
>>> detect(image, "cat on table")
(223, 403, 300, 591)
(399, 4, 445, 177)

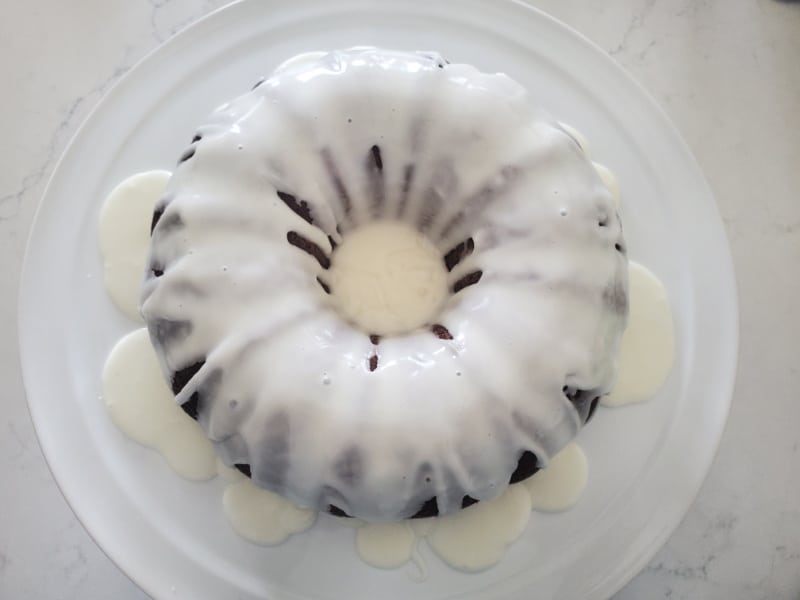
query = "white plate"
(18, 1, 737, 599)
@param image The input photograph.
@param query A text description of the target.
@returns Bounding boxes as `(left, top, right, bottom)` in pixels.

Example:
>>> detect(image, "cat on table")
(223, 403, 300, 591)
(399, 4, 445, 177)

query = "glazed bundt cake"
(140, 48, 628, 521)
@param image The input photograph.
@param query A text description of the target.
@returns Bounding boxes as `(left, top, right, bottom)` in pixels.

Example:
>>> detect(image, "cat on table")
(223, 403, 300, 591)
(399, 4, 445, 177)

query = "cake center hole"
(328, 221, 448, 336)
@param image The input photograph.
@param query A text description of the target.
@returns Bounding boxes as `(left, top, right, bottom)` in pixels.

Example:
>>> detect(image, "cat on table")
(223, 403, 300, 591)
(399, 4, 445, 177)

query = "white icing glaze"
(426, 484, 532, 573)
(556, 124, 620, 208)
(223, 477, 317, 545)
(524, 442, 588, 511)
(140, 48, 629, 520)
(604, 261, 675, 406)
(355, 521, 417, 569)
(103, 329, 319, 545)
(354, 442, 588, 572)
(558, 122, 591, 157)
(593, 162, 621, 208)
(328, 221, 448, 336)
(99, 170, 171, 321)
(102, 328, 217, 480)
(273, 51, 328, 75)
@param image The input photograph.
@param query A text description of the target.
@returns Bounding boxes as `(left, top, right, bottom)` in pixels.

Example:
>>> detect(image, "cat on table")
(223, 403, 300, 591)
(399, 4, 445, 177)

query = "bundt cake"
(140, 47, 628, 521)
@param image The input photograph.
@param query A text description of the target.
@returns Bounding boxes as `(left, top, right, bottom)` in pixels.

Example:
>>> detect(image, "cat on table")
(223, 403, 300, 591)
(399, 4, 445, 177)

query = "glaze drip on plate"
(99, 170, 170, 321)
(139, 48, 629, 521)
(603, 262, 675, 406)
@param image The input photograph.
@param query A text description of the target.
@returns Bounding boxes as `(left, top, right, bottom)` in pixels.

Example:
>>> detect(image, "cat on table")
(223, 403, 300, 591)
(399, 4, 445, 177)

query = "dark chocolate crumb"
(178, 146, 196, 165)
(509, 450, 540, 483)
(369, 334, 380, 345)
(461, 495, 479, 509)
(443, 237, 475, 272)
(564, 386, 603, 423)
(411, 496, 439, 518)
(150, 207, 164, 235)
(431, 324, 454, 340)
(328, 505, 351, 518)
(287, 231, 331, 269)
(277, 190, 314, 225)
(170, 360, 205, 395)
(370, 145, 383, 170)
(316, 276, 331, 294)
(234, 463, 252, 478)
(369, 354, 378, 372)
(180, 391, 200, 420)
(452, 270, 483, 294)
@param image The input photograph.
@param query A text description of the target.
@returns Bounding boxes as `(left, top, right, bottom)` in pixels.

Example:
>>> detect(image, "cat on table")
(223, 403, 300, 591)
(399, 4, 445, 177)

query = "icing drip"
(99, 171, 170, 321)
(558, 122, 620, 208)
(355, 521, 417, 569)
(353, 443, 588, 572)
(593, 162, 621, 208)
(558, 122, 591, 156)
(102, 328, 217, 480)
(223, 478, 316, 544)
(603, 261, 675, 406)
(328, 221, 448, 336)
(425, 484, 533, 572)
(102, 329, 316, 542)
(524, 442, 588, 510)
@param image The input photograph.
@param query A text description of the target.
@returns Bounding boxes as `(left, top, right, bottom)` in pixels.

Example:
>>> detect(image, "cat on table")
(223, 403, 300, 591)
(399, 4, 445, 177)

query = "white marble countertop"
(2, 1, 798, 598)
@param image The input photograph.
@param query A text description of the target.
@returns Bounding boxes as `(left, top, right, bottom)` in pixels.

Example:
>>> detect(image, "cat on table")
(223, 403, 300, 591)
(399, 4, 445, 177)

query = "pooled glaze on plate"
(103, 327, 217, 480)
(602, 262, 675, 406)
(99, 170, 171, 321)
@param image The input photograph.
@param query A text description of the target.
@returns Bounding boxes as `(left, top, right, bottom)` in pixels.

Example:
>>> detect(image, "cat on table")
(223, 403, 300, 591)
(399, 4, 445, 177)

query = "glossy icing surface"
(140, 48, 629, 520)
